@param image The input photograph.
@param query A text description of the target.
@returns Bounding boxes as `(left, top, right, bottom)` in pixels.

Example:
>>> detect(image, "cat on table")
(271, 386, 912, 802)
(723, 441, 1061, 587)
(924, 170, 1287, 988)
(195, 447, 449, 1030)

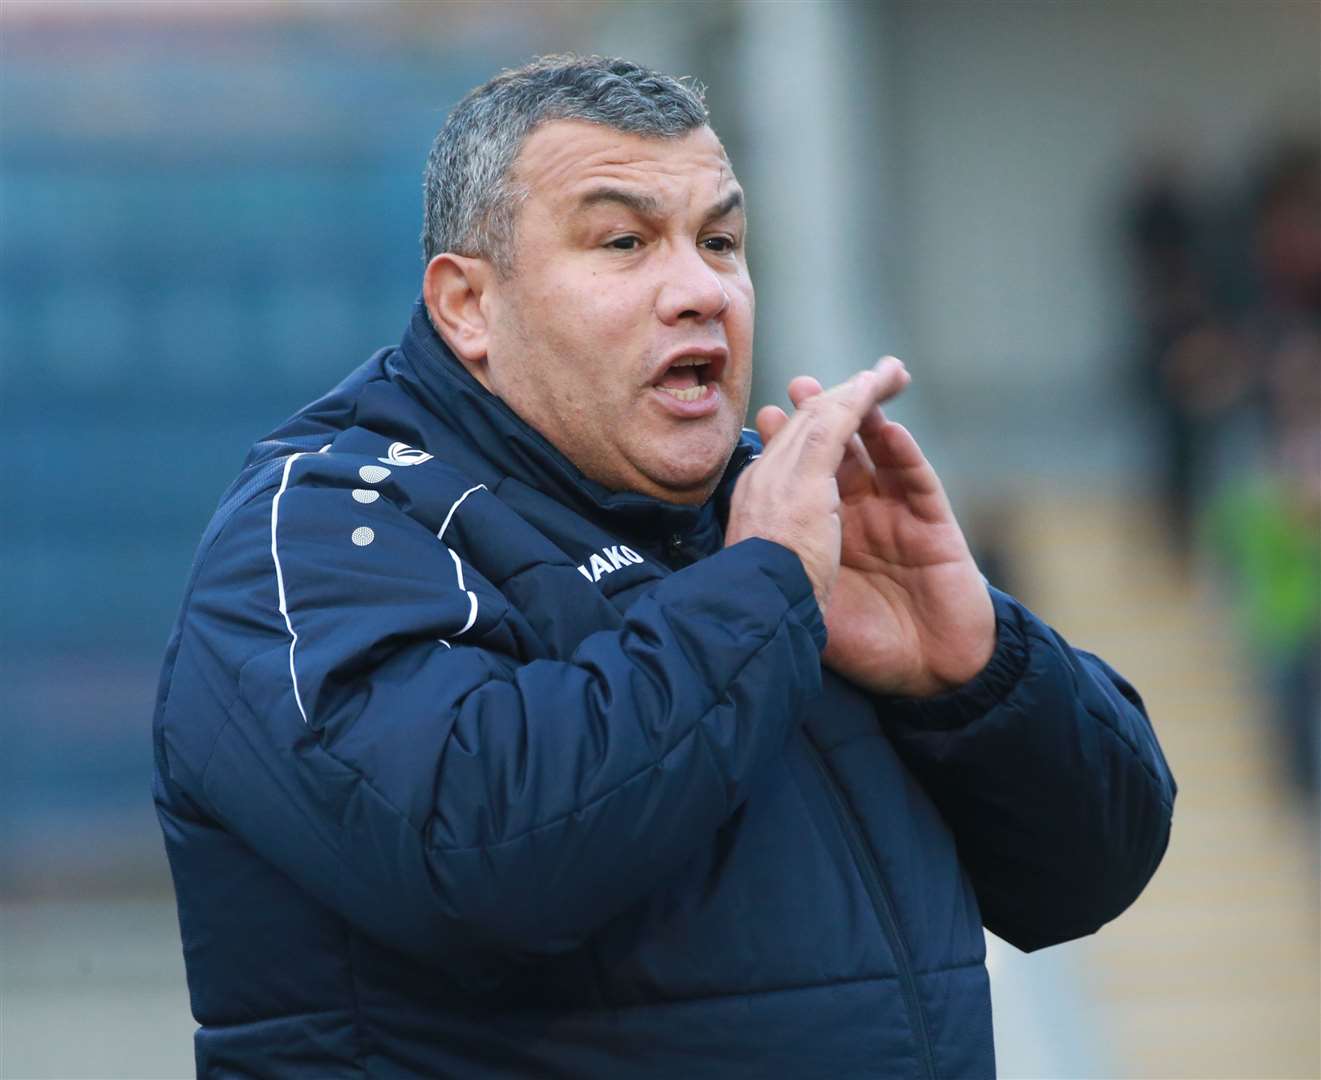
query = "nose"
(655, 246, 729, 325)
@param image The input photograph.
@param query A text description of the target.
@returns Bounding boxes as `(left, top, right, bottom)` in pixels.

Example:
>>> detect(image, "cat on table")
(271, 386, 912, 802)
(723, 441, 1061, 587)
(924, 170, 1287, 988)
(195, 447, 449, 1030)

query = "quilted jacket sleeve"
(158, 460, 825, 965)
(878, 587, 1176, 952)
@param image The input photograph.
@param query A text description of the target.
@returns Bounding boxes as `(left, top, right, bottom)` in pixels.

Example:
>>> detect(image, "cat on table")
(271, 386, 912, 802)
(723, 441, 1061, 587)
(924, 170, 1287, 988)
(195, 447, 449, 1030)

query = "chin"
(645, 438, 739, 502)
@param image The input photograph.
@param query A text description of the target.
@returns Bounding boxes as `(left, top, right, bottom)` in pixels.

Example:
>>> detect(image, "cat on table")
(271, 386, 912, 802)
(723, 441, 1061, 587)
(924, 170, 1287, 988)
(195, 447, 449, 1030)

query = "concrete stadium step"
(1001, 492, 1320, 1080)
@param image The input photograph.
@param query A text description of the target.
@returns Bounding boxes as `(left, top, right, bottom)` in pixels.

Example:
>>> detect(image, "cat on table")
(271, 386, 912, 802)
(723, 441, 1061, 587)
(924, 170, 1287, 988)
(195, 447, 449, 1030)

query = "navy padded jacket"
(153, 303, 1176, 1078)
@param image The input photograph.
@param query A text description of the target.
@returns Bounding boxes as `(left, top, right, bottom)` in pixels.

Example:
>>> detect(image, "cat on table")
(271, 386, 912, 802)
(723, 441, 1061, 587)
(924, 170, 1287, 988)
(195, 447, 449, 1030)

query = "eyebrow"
(573, 186, 745, 224)
(706, 189, 744, 223)
(575, 187, 662, 217)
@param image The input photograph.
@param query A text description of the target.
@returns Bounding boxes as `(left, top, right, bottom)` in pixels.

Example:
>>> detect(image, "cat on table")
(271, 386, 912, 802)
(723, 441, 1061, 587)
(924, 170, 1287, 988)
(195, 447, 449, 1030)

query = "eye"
(701, 234, 738, 254)
(605, 235, 641, 251)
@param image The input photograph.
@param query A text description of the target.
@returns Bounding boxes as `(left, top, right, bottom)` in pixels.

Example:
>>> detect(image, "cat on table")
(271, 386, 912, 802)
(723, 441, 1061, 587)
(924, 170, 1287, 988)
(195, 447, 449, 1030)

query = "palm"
(827, 460, 991, 696)
(774, 374, 995, 697)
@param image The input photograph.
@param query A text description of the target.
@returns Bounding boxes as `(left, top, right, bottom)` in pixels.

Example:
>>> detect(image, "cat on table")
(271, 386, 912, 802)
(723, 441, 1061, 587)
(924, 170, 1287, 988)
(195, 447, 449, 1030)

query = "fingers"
(792, 359, 946, 515)
(730, 357, 911, 612)
(787, 376, 824, 409)
(865, 420, 955, 520)
(864, 356, 909, 403)
(839, 432, 880, 498)
(870, 421, 930, 480)
(787, 357, 907, 411)
(789, 358, 909, 474)
(754, 357, 912, 488)
(851, 412, 929, 482)
(755, 404, 790, 446)
(790, 373, 878, 489)
(792, 364, 908, 464)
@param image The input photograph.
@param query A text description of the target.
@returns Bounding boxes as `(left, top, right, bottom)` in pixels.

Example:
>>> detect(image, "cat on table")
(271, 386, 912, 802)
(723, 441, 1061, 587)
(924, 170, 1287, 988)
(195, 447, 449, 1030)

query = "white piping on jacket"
(447, 547, 479, 637)
(435, 484, 486, 645)
(275, 454, 481, 696)
(437, 483, 486, 542)
(271, 452, 311, 725)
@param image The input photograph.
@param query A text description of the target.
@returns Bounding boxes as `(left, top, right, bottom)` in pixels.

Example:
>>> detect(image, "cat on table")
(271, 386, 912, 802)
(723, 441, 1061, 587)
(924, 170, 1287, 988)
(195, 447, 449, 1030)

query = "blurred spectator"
(1125, 157, 1249, 565)
(1208, 142, 1321, 815)
(1124, 138, 1320, 813)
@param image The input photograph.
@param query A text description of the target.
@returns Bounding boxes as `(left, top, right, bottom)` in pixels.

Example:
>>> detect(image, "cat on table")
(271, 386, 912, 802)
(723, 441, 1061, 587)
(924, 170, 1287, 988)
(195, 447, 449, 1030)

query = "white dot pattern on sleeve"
(351, 527, 375, 547)
(358, 465, 390, 484)
(352, 489, 380, 504)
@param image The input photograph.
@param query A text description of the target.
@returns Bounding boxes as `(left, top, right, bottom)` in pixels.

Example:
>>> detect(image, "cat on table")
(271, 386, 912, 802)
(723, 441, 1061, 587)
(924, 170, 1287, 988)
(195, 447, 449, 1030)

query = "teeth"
(657, 385, 709, 402)
(670, 357, 708, 367)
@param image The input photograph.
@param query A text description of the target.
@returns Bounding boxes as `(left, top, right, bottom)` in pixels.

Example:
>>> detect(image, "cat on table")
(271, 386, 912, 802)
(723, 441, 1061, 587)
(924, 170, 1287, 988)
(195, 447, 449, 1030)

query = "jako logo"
(578, 545, 645, 583)
(379, 442, 434, 467)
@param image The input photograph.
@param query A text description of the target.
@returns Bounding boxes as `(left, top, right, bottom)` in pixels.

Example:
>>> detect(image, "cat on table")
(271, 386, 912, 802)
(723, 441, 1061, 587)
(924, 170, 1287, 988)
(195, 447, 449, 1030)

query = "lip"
(651, 344, 729, 387)
(651, 382, 722, 418)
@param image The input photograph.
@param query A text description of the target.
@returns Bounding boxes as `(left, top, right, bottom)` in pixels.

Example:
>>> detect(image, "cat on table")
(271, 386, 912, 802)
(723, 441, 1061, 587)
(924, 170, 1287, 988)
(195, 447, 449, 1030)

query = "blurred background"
(1, 1, 1317, 1076)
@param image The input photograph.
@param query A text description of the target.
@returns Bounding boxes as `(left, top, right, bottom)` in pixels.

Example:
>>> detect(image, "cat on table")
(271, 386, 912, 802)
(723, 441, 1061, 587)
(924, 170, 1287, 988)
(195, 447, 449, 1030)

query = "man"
(154, 56, 1175, 1078)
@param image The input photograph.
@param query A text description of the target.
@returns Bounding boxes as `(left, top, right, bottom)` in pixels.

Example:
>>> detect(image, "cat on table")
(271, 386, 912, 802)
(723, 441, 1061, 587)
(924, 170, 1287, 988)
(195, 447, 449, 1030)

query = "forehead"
(512, 120, 739, 211)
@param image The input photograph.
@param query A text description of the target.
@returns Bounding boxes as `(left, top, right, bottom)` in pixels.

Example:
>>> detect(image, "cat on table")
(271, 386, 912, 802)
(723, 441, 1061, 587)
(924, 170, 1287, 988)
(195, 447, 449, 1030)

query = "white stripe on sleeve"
(447, 547, 479, 637)
(270, 453, 310, 725)
(437, 483, 486, 542)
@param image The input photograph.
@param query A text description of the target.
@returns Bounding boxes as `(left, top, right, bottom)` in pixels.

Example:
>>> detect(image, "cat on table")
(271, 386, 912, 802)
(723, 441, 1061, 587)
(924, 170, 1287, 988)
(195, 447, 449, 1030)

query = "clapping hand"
(730, 358, 995, 698)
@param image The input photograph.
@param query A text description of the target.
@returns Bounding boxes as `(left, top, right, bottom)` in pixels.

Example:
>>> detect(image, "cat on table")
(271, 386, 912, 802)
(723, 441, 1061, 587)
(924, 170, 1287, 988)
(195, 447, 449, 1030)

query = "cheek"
(731, 277, 755, 329)
(585, 287, 641, 337)
(725, 285, 756, 381)
(547, 293, 651, 394)
(537, 281, 640, 355)
(542, 266, 637, 316)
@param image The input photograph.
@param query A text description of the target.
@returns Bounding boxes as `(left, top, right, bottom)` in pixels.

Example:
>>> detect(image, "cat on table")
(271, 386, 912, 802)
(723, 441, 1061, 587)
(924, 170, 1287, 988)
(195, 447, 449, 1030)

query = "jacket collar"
(389, 300, 756, 547)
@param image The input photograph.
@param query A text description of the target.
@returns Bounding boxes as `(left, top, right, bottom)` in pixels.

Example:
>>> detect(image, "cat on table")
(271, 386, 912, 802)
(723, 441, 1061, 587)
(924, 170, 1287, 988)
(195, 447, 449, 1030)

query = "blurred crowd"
(1125, 140, 1321, 815)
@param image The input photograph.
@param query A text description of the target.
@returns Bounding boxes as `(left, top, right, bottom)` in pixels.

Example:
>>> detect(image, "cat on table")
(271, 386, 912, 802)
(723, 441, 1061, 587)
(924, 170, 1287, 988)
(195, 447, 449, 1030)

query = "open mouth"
(653, 350, 725, 402)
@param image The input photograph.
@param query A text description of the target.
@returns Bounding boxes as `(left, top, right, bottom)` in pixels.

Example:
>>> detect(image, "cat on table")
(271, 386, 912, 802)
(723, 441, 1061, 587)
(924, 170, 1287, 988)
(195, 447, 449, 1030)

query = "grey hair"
(421, 54, 709, 275)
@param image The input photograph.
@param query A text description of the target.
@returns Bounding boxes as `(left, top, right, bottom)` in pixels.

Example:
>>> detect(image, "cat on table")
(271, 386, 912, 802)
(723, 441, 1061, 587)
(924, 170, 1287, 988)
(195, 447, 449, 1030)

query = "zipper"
(665, 532, 695, 569)
(802, 736, 936, 1079)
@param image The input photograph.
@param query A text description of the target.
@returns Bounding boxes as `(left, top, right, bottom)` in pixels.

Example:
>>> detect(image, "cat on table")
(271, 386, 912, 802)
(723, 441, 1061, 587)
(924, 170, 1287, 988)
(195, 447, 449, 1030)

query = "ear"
(423, 253, 495, 386)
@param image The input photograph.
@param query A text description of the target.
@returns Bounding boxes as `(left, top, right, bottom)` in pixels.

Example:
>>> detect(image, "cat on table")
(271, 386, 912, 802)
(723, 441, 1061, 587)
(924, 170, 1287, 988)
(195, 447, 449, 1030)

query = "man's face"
(477, 120, 754, 504)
